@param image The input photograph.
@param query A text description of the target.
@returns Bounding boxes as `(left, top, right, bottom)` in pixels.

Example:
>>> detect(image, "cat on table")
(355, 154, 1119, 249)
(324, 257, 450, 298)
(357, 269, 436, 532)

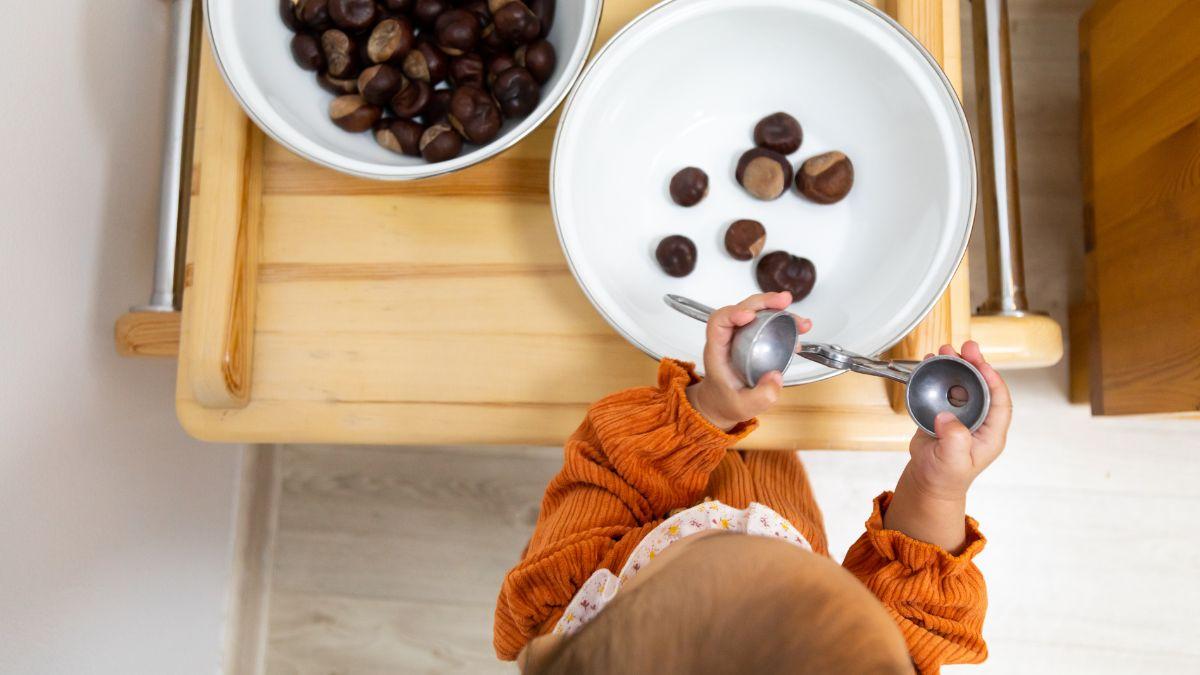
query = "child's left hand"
(903, 341, 1012, 502)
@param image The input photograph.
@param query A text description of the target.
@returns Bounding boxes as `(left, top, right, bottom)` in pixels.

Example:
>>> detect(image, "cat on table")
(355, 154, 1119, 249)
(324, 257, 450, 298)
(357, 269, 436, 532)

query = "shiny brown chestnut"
(403, 41, 449, 84)
(390, 77, 432, 118)
(328, 0, 378, 32)
(357, 64, 404, 105)
(756, 251, 816, 300)
(493, 1, 541, 44)
(280, 0, 304, 31)
(668, 167, 708, 207)
(383, 0, 413, 11)
(448, 85, 503, 144)
(329, 95, 382, 132)
(492, 66, 540, 118)
(450, 53, 486, 87)
(486, 53, 517, 86)
(321, 29, 360, 78)
(527, 0, 555, 37)
(413, 0, 450, 25)
(296, 0, 332, 30)
(655, 235, 698, 277)
(514, 40, 555, 83)
(423, 89, 454, 124)
(753, 112, 803, 155)
(725, 220, 766, 261)
(290, 33, 325, 71)
(419, 123, 464, 162)
(317, 71, 359, 95)
(435, 9, 481, 55)
(796, 151, 854, 204)
(736, 148, 793, 201)
(375, 118, 425, 156)
(367, 18, 415, 64)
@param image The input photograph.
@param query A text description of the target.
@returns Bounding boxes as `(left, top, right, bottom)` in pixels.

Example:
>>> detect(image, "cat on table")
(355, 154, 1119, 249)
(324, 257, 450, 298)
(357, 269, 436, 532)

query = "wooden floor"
(228, 1, 1200, 673)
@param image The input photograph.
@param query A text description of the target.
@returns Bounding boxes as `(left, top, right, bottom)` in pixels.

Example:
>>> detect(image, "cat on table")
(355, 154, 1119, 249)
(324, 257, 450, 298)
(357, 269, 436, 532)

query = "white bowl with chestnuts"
(551, 0, 977, 386)
(205, 0, 602, 180)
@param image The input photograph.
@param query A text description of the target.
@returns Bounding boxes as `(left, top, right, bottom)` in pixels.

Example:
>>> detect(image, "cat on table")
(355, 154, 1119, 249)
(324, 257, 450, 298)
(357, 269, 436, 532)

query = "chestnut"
(367, 18, 415, 64)
(435, 9, 481, 55)
(317, 71, 359, 95)
(756, 251, 816, 301)
(390, 77, 433, 118)
(479, 23, 508, 54)
(527, 0, 555, 37)
(724, 220, 766, 261)
(357, 64, 404, 105)
(375, 118, 425, 156)
(413, 0, 450, 25)
(493, 1, 541, 44)
(655, 235, 697, 278)
(403, 41, 449, 84)
(796, 151, 854, 204)
(448, 85, 503, 144)
(328, 0, 378, 32)
(321, 29, 361, 79)
(296, 0, 332, 30)
(423, 89, 454, 124)
(450, 53, 486, 88)
(461, 0, 492, 24)
(492, 66, 540, 118)
(383, 0, 413, 11)
(487, 53, 517, 86)
(290, 33, 325, 71)
(329, 95, 382, 132)
(668, 167, 708, 207)
(280, 0, 304, 32)
(514, 40, 555, 83)
(735, 148, 792, 201)
(753, 112, 803, 155)
(420, 122, 464, 162)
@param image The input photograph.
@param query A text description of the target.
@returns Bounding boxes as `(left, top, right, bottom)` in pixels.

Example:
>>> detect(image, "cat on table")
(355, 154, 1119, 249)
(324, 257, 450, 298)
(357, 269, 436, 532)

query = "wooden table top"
(175, 0, 990, 450)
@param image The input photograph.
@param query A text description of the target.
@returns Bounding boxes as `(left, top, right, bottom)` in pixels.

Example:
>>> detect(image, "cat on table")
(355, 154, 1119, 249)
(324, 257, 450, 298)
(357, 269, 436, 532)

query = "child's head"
(521, 532, 914, 674)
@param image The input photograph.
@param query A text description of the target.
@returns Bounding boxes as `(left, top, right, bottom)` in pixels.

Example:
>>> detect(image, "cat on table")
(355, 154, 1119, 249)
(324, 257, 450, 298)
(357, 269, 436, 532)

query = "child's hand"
(685, 292, 812, 431)
(905, 341, 1012, 501)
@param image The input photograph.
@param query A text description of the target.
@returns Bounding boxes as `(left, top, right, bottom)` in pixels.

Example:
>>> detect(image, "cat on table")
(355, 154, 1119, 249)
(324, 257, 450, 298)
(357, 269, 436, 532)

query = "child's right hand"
(685, 292, 812, 431)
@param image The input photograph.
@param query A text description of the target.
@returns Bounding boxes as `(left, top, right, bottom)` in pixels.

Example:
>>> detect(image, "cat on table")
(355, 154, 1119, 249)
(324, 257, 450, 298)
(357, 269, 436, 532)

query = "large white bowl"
(552, 0, 975, 385)
(205, 0, 603, 180)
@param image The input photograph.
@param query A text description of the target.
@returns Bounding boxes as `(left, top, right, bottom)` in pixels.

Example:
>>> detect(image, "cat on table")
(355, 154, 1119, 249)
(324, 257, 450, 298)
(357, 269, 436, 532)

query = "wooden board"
(1080, 0, 1200, 415)
(178, 0, 978, 450)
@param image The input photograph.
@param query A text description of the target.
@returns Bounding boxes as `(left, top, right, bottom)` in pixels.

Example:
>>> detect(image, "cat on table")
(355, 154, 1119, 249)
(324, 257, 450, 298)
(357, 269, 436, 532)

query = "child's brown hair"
(523, 534, 915, 675)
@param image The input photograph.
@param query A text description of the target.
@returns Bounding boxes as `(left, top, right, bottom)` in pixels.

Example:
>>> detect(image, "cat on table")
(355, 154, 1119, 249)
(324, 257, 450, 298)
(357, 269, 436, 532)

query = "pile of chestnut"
(655, 112, 856, 303)
(281, 0, 557, 163)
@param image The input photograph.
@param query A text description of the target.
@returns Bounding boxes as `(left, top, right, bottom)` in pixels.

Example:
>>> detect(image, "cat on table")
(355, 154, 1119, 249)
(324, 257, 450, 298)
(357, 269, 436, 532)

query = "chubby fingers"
(741, 371, 783, 413)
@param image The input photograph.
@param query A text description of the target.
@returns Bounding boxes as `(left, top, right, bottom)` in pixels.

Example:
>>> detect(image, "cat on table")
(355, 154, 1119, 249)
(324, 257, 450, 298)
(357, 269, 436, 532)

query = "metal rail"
(133, 0, 201, 313)
(971, 0, 1034, 317)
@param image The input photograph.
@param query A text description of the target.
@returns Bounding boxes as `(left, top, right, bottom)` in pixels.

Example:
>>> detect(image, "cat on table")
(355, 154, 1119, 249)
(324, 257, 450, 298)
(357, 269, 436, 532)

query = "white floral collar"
(552, 501, 811, 636)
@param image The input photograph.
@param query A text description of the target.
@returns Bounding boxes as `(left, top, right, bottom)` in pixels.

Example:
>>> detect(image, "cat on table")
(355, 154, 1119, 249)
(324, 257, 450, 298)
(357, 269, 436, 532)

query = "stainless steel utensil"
(796, 344, 990, 435)
(664, 294, 990, 436)
(664, 295, 799, 388)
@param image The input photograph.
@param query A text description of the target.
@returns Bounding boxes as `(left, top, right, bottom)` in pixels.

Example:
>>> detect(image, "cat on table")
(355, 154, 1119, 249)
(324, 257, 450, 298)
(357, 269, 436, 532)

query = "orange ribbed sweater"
(494, 360, 988, 673)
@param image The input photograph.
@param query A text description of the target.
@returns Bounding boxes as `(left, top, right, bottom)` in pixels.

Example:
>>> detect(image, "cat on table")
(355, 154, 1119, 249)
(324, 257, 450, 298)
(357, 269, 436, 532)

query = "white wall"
(1, 2, 241, 673)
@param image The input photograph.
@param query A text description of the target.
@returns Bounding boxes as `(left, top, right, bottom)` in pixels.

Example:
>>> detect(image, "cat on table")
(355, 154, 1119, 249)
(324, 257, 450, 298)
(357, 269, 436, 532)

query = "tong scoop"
(664, 294, 990, 436)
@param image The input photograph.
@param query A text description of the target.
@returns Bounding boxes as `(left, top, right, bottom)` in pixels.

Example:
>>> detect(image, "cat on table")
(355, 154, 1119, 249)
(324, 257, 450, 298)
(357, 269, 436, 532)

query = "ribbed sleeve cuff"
(864, 491, 986, 576)
(658, 358, 758, 442)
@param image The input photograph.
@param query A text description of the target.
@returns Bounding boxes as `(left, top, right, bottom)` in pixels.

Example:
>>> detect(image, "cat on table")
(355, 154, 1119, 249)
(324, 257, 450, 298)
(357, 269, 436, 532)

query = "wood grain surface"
(1080, 0, 1200, 415)
(114, 311, 181, 357)
(177, 0, 976, 449)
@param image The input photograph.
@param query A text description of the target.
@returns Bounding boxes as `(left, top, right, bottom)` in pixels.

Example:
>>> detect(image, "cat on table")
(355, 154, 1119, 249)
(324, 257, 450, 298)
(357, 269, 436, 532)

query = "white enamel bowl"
(552, 0, 975, 385)
(205, 0, 602, 180)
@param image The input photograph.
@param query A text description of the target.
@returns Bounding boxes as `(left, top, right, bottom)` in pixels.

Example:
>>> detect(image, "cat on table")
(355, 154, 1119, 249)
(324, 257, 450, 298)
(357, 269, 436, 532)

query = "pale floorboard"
(256, 1, 1200, 673)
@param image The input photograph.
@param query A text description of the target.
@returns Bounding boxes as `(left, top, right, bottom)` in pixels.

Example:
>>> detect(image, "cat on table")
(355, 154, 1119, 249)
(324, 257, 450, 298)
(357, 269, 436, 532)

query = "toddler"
(494, 291, 1010, 674)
